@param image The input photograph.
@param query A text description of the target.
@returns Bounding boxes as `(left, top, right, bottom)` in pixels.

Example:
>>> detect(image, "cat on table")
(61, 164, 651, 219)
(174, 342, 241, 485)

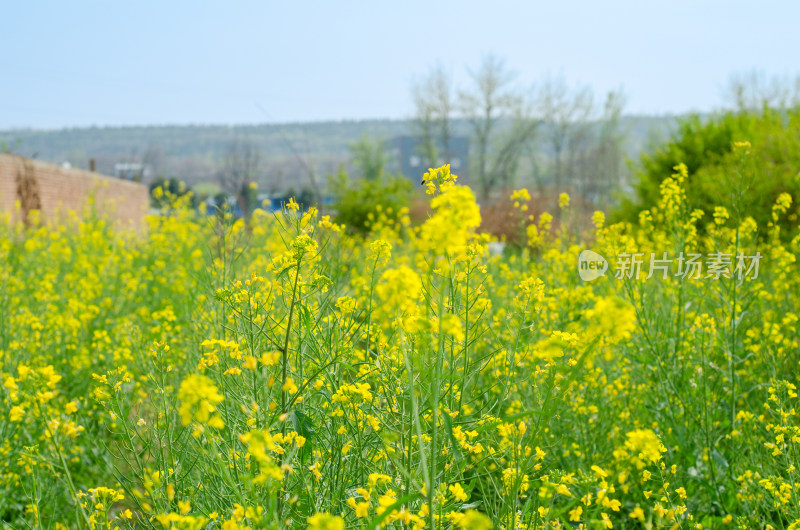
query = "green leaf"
(292, 410, 315, 464)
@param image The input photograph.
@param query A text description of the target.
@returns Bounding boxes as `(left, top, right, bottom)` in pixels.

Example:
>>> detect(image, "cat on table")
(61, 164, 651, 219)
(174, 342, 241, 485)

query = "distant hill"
(0, 115, 681, 192)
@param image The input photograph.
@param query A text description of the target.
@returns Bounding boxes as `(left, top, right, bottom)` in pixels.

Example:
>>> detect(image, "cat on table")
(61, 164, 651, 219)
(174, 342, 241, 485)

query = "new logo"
(578, 250, 608, 282)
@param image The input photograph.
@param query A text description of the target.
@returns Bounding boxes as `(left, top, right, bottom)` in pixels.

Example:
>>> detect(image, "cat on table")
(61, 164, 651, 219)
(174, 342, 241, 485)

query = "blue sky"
(1, 0, 798, 129)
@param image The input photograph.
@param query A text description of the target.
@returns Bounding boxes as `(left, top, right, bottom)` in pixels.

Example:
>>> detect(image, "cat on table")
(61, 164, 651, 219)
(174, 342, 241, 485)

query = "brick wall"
(0, 154, 149, 229)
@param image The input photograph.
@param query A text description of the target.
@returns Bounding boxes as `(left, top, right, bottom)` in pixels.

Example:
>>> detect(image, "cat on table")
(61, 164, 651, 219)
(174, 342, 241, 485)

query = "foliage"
(617, 107, 800, 236)
(150, 177, 196, 208)
(349, 135, 389, 182)
(329, 165, 413, 233)
(0, 162, 799, 529)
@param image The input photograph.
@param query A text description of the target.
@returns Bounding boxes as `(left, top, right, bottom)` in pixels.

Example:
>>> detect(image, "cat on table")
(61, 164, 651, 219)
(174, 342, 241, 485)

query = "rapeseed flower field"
(2, 162, 799, 529)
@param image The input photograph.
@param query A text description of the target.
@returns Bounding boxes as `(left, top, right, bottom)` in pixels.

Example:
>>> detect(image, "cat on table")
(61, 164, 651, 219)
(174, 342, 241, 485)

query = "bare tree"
(412, 58, 628, 205)
(586, 90, 628, 203)
(534, 80, 629, 208)
(413, 77, 440, 167)
(725, 70, 800, 111)
(537, 75, 595, 193)
(142, 144, 165, 181)
(458, 55, 538, 199)
(490, 100, 540, 192)
(412, 64, 455, 167)
(217, 139, 262, 220)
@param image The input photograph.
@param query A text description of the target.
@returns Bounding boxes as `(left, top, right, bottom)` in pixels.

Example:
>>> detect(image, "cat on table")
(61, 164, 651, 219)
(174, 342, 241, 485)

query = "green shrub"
(329, 165, 413, 233)
(616, 107, 800, 236)
(150, 176, 197, 209)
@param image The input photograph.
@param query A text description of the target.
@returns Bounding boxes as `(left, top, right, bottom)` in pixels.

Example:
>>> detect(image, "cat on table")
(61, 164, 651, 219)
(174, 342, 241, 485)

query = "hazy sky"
(1, 0, 798, 129)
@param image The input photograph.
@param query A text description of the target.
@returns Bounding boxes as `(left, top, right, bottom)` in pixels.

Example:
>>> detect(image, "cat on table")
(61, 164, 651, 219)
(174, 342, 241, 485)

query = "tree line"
(411, 55, 630, 205)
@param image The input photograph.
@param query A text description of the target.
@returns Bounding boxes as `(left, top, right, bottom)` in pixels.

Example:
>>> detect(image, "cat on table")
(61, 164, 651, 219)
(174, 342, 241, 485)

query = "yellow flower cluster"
(178, 374, 225, 431)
